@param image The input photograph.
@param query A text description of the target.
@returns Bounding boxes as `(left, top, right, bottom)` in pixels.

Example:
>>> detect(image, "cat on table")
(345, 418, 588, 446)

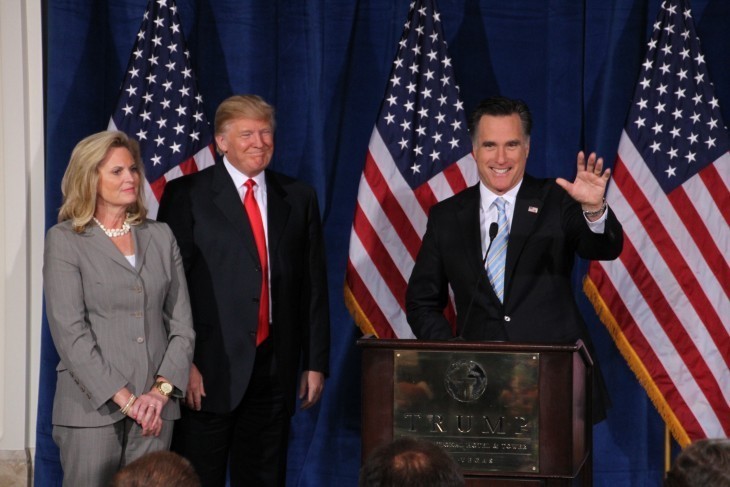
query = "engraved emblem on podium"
(444, 360, 487, 403)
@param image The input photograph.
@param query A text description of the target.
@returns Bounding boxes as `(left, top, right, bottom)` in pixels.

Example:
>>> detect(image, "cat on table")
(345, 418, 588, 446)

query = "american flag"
(584, 0, 730, 445)
(109, 0, 214, 218)
(345, 0, 477, 339)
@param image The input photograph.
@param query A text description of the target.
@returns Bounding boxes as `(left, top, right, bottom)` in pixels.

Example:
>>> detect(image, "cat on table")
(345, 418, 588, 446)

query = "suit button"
(252, 297, 260, 303)
(504, 316, 511, 322)
(137, 337, 145, 343)
(249, 332, 256, 337)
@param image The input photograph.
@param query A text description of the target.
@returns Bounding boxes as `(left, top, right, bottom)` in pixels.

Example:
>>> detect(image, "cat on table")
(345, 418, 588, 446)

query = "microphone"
(456, 222, 499, 340)
(488, 222, 499, 248)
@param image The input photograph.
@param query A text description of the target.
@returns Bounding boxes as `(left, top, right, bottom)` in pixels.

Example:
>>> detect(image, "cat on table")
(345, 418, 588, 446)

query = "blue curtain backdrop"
(38, 0, 730, 485)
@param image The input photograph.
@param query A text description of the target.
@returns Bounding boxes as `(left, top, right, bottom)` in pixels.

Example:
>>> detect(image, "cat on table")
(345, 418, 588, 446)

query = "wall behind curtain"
(39, 0, 730, 485)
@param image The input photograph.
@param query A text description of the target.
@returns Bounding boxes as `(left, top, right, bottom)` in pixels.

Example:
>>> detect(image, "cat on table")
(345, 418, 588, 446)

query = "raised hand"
(556, 151, 610, 211)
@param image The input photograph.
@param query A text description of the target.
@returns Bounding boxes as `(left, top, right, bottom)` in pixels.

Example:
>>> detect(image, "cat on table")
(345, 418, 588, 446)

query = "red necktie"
(243, 179, 269, 346)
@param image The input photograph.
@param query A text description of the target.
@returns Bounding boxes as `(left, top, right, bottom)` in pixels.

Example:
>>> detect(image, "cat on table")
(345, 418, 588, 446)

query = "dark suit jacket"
(406, 175, 623, 419)
(158, 161, 330, 415)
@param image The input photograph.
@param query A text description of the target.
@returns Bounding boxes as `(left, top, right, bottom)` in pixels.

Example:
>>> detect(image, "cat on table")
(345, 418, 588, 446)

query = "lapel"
(505, 175, 544, 293)
(265, 171, 291, 265)
(456, 184, 486, 285)
(85, 224, 139, 273)
(210, 160, 260, 265)
(132, 221, 151, 272)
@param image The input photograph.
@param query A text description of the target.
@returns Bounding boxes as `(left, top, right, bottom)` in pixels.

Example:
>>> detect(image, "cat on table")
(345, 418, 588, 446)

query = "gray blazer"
(43, 219, 195, 427)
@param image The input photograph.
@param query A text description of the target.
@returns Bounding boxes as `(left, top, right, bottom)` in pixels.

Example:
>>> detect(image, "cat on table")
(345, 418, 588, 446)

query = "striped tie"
(487, 197, 509, 303)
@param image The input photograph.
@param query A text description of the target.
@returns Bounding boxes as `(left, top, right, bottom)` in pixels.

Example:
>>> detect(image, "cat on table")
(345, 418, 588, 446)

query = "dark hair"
(359, 437, 465, 487)
(469, 96, 532, 141)
(109, 451, 201, 487)
(665, 439, 730, 487)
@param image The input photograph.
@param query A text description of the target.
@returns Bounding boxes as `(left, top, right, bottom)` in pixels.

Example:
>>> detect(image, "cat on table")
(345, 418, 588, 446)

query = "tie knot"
(245, 179, 256, 190)
(494, 197, 506, 212)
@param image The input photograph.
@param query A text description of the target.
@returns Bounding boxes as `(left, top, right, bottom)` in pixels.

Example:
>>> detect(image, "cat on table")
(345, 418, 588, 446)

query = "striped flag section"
(584, 0, 730, 446)
(108, 0, 214, 218)
(345, 0, 477, 339)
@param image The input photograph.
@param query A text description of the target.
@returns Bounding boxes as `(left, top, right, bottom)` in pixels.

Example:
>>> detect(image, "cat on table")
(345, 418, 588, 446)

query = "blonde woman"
(43, 131, 195, 486)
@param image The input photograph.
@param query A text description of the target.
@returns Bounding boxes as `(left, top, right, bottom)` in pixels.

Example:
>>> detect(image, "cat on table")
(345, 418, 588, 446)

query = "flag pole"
(664, 426, 671, 473)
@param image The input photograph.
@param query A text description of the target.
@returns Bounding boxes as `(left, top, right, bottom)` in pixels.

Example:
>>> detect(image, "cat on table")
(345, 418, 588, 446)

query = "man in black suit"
(158, 95, 330, 486)
(406, 96, 622, 421)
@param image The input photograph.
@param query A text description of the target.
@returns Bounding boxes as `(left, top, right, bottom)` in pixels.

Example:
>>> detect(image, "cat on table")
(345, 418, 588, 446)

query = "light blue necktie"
(487, 197, 509, 302)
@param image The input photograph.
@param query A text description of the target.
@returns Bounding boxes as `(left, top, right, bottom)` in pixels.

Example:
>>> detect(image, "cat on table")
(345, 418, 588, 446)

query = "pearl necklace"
(93, 217, 131, 238)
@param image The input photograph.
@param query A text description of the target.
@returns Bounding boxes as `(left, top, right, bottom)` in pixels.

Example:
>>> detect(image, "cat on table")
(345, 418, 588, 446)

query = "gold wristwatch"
(154, 380, 173, 397)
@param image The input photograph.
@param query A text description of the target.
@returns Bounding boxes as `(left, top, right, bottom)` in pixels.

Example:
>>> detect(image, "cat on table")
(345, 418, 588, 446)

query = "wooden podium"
(359, 339, 593, 486)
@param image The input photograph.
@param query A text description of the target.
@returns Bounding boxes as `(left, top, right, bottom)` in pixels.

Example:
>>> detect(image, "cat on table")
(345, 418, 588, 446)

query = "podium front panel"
(360, 339, 591, 482)
(393, 349, 540, 473)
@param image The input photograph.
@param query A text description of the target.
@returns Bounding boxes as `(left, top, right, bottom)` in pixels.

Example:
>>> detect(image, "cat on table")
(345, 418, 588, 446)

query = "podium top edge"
(356, 338, 593, 364)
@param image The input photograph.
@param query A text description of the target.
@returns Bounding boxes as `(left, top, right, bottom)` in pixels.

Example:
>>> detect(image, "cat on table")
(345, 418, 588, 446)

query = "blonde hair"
(214, 95, 276, 154)
(58, 131, 147, 232)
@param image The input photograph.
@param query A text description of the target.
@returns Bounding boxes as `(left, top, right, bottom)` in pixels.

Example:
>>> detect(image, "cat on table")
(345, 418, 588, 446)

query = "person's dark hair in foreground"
(108, 451, 201, 487)
(359, 437, 465, 487)
(665, 438, 730, 487)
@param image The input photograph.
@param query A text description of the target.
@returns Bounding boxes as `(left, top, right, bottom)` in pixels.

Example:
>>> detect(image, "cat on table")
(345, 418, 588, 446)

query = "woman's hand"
(129, 389, 168, 436)
(112, 387, 136, 417)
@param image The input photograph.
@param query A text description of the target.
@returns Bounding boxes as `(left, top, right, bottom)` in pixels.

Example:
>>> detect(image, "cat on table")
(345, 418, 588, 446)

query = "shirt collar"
(479, 178, 522, 212)
(222, 156, 267, 192)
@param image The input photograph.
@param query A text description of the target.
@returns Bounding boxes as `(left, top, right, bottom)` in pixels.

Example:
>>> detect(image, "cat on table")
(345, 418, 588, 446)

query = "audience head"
(359, 437, 465, 487)
(108, 451, 201, 487)
(665, 438, 730, 487)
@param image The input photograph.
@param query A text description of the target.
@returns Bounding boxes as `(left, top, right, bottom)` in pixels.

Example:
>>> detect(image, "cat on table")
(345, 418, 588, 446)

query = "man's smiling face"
(472, 113, 530, 195)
